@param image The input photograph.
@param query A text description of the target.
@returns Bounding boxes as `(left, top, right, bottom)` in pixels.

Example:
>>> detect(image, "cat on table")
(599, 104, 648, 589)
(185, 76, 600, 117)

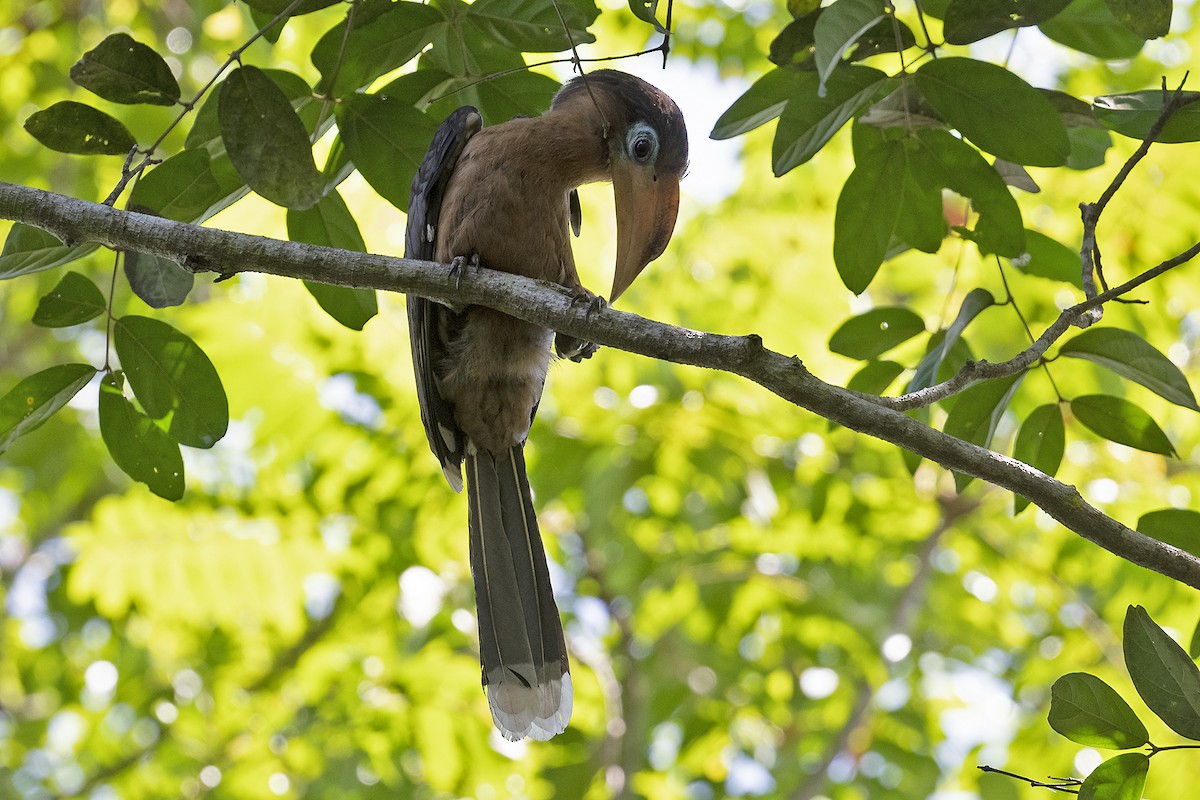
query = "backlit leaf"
(1135, 509, 1200, 560)
(337, 92, 439, 212)
(0, 364, 96, 454)
(1078, 753, 1148, 800)
(1070, 394, 1176, 456)
(772, 66, 892, 174)
(847, 360, 905, 395)
(99, 372, 184, 501)
(125, 250, 193, 309)
(33, 271, 106, 327)
(813, 0, 884, 96)
(1104, 0, 1170, 39)
(1124, 605, 1200, 740)
(0, 224, 99, 279)
(1060, 327, 1198, 411)
(312, 1, 444, 95)
(1093, 91, 1200, 144)
(942, 0, 1070, 44)
(1012, 404, 1064, 513)
(829, 307, 925, 360)
(128, 149, 245, 224)
(286, 191, 378, 331)
(1040, 0, 1145, 60)
(913, 58, 1069, 166)
(712, 69, 805, 140)
(1010, 230, 1082, 286)
(1049, 672, 1148, 749)
(113, 316, 228, 449)
(943, 373, 1024, 490)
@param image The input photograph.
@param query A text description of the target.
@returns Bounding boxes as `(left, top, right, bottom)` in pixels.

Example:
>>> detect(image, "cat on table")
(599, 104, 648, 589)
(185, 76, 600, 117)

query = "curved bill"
(611, 160, 681, 301)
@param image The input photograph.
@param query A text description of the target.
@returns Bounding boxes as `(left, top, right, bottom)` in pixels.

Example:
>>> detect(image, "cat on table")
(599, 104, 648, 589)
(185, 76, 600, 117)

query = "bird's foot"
(448, 253, 481, 289)
(556, 289, 607, 362)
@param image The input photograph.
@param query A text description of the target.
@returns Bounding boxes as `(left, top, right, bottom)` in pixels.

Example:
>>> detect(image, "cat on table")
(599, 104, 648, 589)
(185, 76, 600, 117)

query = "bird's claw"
(557, 289, 606, 361)
(569, 290, 607, 317)
(448, 253, 480, 289)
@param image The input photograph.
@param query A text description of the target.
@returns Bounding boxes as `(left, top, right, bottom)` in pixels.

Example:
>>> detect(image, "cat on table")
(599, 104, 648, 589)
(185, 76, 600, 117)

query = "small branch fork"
(872, 75, 1200, 412)
(978, 766, 1081, 795)
(3, 180, 1200, 589)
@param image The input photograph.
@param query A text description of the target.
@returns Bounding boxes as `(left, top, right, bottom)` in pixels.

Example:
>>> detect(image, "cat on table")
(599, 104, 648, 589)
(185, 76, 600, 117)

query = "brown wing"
(405, 106, 482, 492)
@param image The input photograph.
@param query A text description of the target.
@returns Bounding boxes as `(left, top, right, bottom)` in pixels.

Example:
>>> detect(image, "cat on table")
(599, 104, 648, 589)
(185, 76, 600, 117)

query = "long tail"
(466, 446, 572, 741)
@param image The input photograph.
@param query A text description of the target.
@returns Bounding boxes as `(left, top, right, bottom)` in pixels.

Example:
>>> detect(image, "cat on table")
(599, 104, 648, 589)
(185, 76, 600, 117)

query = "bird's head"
(553, 70, 688, 301)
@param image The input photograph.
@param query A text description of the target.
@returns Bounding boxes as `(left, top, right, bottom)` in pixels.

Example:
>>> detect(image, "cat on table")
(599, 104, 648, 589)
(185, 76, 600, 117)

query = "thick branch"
(2, 181, 1199, 588)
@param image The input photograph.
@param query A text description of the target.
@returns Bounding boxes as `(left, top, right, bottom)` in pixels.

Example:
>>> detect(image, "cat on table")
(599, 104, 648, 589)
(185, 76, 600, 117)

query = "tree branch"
(2, 181, 1199, 588)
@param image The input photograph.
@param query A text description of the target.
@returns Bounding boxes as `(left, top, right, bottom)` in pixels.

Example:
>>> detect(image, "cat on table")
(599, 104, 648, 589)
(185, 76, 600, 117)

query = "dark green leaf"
(1060, 327, 1198, 411)
(188, 69, 319, 153)
(772, 66, 892, 174)
(1066, 126, 1113, 170)
(813, 0, 884, 95)
(628, 0, 670, 33)
(33, 271, 106, 327)
(768, 15, 820, 67)
(113, 316, 228, 449)
(1010, 230, 1082, 286)
(943, 373, 1024, 490)
(69, 32, 180, 105)
(908, 291, 994, 395)
(847, 360, 906, 395)
(1049, 672, 1148, 749)
(23, 101, 137, 155)
(943, 0, 1071, 44)
(0, 364, 96, 454)
(1078, 753, 1148, 800)
(1012, 404, 1065, 513)
(1135, 509, 1200, 560)
(1124, 605, 1200, 740)
(125, 250, 193, 309)
(829, 307, 925, 360)
(1071, 395, 1176, 456)
(1040, 0, 1145, 59)
(312, 1, 444, 95)
(913, 57, 1069, 166)
(128, 149, 245, 224)
(336, 92, 439, 212)
(848, 16, 916, 60)
(1191, 616, 1200, 660)
(218, 65, 322, 209)
(434, 69, 560, 127)
(0, 224, 99, 279)
(466, 0, 598, 51)
(286, 191, 378, 330)
(917, 128, 1025, 256)
(249, 6, 287, 43)
(711, 69, 805, 140)
(1104, 0, 1170, 39)
(98, 372, 184, 501)
(1093, 91, 1200, 144)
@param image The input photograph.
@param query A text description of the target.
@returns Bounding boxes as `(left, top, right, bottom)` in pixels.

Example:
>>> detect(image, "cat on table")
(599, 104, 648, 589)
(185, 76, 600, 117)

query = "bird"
(403, 70, 687, 741)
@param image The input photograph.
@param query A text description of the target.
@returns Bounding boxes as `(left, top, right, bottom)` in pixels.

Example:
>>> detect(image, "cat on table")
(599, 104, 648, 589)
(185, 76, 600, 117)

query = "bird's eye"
(626, 123, 658, 164)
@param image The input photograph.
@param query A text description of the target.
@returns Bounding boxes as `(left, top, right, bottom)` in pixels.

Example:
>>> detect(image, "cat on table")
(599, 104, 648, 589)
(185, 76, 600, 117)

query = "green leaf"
(942, 0, 1071, 44)
(813, 0, 884, 96)
(128, 149, 245, 224)
(772, 66, 892, 175)
(1060, 328, 1198, 411)
(943, 373, 1024, 490)
(1191, 616, 1200, 660)
(1012, 404, 1065, 513)
(286, 191, 378, 331)
(1071, 395, 1175, 455)
(908, 292, 994, 394)
(848, 16, 916, 60)
(336, 92, 439, 212)
(466, 0, 598, 51)
(98, 372, 184, 501)
(833, 129, 946, 293)
(1065, 126, 1113, 170)
(239, 0, 339, 15)
(1010, 230, 1082, 286)
(711, 69, 804, 140)
(1078, 753, 1148, 800)
(0, 364, 96, 454)
(1124, 605, 1200, 740)
(23, 101, 137, 155)
(1049, 673, 1148, 749)
(33, 271, 106, 327)
(913, 57, 1069, 166)
(188, 69, 319, 153)
(113, 316, 229, 449)
(1040, 0, 1145, 60)
(917, 128, 1025, 256)
(628, 0, 670, 33)
(218, 65, 322, 210)
(312, 1, 444, 95)
(432, 69, 560, 127)
(847, 360, 905, 395)
(0, 224, 99, 279)
(125, 250, 193, 309)
(829, 307, 925, 360)
(1093, 91, 1200, 144)
(69, 32, 180, 105)
(1135, 509, 1200, 559)
(768, 15, 820, 68)
(1104, 0, 1171, 39)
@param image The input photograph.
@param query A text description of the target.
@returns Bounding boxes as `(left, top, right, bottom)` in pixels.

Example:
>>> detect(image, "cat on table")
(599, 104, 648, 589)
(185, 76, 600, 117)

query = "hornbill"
(404, 70, 688, 740)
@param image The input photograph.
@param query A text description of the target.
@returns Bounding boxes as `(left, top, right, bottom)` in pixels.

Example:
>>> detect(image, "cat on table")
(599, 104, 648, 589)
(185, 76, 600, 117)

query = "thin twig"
(978, 765, 1081, 794)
